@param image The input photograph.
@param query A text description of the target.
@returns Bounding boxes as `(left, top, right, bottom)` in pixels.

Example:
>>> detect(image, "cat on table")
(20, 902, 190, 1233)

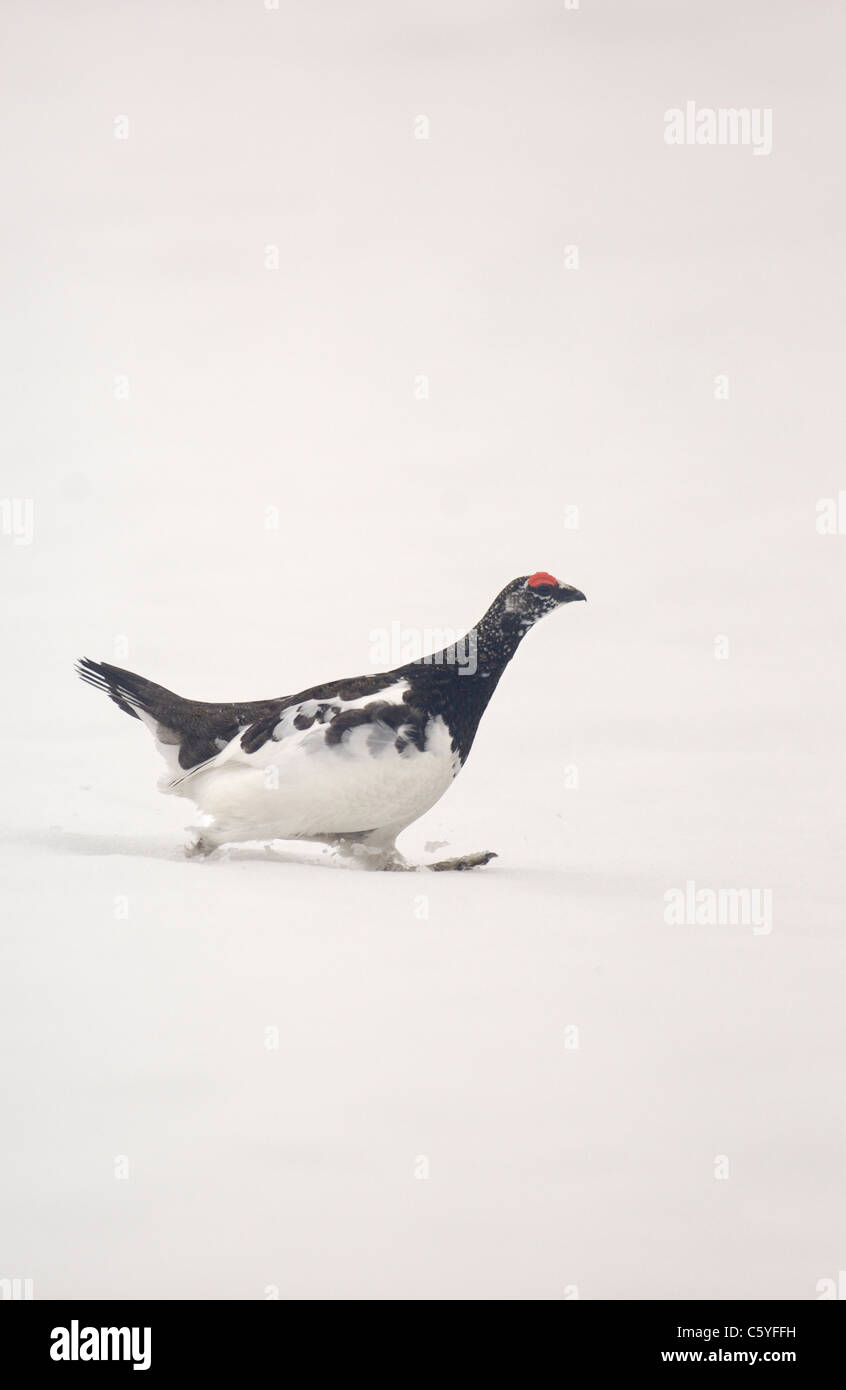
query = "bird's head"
(472, 571, 586, 664)
(497, 571, 586, 625)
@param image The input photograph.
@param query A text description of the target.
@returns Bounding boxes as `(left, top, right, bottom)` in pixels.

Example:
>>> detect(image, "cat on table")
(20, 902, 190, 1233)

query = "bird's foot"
(184, 834, 223, 859)
(357, 847, 412, 872)
(330, 837, 409, 871)
(424, 851, 498, 872)
(332, 838, 497, 872)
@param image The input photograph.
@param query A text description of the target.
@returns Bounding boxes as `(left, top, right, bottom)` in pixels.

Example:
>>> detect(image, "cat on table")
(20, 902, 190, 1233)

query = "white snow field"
(1, 2, 844, 1299)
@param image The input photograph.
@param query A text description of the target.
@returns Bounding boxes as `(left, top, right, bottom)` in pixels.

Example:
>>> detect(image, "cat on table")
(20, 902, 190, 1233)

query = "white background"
(1, 0, 844, 1298)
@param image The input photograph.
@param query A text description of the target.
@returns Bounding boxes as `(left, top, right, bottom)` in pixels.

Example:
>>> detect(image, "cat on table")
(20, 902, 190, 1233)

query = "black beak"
(555, 584, 586, 604)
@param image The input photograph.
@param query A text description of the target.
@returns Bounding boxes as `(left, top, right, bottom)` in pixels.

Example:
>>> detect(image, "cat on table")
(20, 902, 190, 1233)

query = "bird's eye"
(532, 584, 553, 597)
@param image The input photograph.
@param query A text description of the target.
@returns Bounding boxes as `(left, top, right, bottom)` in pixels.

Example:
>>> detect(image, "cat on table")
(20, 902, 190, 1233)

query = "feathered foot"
(185, 834, 221, 859)
(424, 851, 498, 872)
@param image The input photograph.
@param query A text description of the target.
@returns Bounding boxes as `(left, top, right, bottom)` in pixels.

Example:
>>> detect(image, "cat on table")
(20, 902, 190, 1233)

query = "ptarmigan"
(77, 572, 586, 870)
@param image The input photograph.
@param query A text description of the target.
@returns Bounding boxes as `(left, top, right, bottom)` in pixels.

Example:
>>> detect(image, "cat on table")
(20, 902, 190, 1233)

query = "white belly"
(176, 713, 459, 843)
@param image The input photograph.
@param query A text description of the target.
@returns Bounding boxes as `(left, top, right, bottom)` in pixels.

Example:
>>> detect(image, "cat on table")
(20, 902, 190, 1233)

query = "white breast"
(167, 685, 460, 845)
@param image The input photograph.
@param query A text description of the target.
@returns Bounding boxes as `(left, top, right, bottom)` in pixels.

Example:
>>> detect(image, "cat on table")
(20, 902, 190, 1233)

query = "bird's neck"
(423, 606, 528, 678)
(404, 608, 534, 763)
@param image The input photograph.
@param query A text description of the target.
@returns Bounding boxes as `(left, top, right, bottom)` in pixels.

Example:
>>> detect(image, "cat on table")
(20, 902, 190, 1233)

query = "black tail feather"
(76, 658, 288, 770)
(76, 659, 178, 724)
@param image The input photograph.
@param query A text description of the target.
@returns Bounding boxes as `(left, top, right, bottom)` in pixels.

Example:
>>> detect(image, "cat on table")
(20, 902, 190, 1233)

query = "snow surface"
(1, 1, 844, 1299)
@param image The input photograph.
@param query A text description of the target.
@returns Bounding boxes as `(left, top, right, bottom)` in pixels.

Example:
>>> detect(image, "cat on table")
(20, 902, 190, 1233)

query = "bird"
(77, 572, 586, 870)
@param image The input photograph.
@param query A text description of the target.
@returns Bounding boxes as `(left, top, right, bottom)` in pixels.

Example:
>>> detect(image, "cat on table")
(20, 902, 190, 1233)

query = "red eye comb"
(528, 571, 559, 588)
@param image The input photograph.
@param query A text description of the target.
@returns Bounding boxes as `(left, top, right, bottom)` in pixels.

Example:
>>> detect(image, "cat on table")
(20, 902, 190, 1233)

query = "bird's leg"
(351, 830, 497, 872)
(332, 831, 410, 871)
(185, 836, 214, 859)
(330, 833, 496, 872)
(184, 826, 225, 859)
(424, 851, 498, 872)
(356, 845, 412, 872)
